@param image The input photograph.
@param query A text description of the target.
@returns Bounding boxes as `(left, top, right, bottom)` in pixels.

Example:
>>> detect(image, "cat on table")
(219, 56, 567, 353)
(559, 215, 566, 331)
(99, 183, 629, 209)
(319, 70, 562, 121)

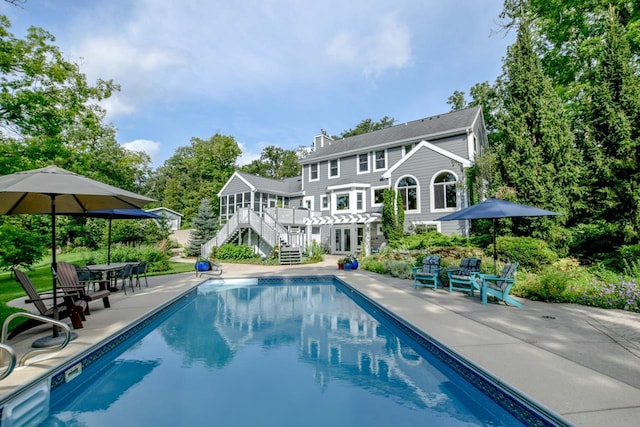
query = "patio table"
(85, 262, 139, 292)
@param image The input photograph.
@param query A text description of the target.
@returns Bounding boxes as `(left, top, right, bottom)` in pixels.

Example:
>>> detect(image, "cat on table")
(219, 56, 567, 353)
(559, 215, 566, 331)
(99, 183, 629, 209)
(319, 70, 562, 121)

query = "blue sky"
(1, 0, 514, 168)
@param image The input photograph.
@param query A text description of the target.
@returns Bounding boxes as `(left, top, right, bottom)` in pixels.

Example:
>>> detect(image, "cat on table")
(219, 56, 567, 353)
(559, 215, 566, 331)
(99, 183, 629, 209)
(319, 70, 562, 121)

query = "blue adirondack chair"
(412, 255, 442, 290)
(447, 257, 482, 295)
(478, 262, 521, 307)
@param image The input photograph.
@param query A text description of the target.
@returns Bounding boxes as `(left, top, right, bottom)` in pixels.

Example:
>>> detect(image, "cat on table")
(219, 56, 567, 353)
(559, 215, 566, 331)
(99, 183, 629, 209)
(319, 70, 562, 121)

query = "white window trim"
(394, 174, 420, 214)
(309, 163, 319, 182)
(411, 220, 441, 233)
(357, 153, 370, 175)
(328, 158, 340, 179)
(333, 192, 351, 213)
(303, 196, 315, 211)
(430, 169, 460, 213)
(402, 143, 414, 157)
(373, 149, 387, 171)
(321, 195, 329, 210)
(371, 185, 388, 208)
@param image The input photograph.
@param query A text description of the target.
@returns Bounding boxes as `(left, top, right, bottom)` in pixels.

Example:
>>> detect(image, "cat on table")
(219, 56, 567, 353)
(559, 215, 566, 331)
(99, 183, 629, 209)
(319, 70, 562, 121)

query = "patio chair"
(113, 263, 135, 294)
(478, 262, 521, 307)
(54, 262, 111, 315)
(133, 261, 149, 289)
(9, 269, 87, 339)
(195, 260, 223, 278)
(447, 257, 482, 295)
(75, 265, 109, 292)
(412, 255, 442, 290)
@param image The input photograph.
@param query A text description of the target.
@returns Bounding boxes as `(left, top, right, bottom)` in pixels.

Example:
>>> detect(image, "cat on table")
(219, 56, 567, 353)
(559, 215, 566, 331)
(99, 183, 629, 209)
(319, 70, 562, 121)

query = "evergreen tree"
(186, 199, 219, 257)
(492, 19, 583, 240)
(581, 6, 640, 244)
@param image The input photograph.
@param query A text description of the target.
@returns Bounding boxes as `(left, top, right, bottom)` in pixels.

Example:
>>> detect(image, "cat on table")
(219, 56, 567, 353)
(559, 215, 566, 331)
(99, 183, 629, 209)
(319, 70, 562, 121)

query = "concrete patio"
(1, 255, 639, 426)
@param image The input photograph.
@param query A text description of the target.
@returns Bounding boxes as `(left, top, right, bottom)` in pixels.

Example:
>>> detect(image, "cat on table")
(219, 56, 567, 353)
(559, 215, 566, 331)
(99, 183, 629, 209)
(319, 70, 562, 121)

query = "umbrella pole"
(493, 218, 497, 275)
(107, 218, 112, 264)
(51, 196, 58, 337)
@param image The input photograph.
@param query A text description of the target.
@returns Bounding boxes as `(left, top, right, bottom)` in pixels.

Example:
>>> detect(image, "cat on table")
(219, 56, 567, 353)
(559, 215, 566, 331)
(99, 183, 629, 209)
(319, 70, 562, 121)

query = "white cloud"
(237, 142, 261, 167)
(121, 139, 161, 163)
(324, 13, 413, 77)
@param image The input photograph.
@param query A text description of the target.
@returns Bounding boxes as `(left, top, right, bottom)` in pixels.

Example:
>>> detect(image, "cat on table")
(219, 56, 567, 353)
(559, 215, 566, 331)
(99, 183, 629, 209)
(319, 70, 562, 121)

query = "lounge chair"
(478, 262, 521, 307)
(412, 255, 442, 290)
(195, 260, 223, 278)
(9, 269, 87, 339)
(447, 257, 482, 295)
(54, 262, 111, 315)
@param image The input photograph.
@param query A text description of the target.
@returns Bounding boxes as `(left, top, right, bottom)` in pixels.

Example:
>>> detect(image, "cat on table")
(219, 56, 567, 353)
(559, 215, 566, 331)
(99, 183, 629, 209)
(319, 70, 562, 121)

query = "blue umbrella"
(82, 209, 162, 264)
(436, 198, 561, 273)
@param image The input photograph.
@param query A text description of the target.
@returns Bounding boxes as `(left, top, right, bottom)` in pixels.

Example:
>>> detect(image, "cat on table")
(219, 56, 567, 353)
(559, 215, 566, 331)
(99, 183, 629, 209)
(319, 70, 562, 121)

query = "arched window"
(397, 176, 418, 211)
(433, 172, 457, 209)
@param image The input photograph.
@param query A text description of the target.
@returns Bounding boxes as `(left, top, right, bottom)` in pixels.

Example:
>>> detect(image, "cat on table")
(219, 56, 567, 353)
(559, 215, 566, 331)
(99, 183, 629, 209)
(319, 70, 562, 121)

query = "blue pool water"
(10, 277, 559, 426)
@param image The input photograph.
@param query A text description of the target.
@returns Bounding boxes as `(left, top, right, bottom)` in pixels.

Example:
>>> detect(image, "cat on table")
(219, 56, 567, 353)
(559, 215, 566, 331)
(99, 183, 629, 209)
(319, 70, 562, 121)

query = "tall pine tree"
(493, 18, 583, 240)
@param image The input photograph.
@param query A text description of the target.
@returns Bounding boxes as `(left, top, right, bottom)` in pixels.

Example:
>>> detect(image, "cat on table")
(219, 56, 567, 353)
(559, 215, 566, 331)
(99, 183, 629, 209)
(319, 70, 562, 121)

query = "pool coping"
(1, 275, 568, 426)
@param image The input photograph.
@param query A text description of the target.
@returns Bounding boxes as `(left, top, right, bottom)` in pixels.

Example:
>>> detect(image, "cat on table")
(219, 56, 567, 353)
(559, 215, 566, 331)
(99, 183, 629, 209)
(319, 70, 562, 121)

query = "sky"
(1, 0, 515, 168)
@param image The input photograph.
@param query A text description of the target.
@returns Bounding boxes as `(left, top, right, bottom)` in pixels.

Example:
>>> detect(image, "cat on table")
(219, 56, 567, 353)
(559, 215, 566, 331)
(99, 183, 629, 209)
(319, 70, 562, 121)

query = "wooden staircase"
(279, 247, 302, 265)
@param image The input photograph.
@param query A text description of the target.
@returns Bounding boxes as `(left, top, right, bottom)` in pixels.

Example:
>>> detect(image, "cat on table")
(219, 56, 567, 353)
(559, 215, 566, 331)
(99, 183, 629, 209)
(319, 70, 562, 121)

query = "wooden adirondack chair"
(55, 262, 111, 315)
(478, 262, 521, 307)
(447, 257, 482, 295)
(412, 255, 442, 290)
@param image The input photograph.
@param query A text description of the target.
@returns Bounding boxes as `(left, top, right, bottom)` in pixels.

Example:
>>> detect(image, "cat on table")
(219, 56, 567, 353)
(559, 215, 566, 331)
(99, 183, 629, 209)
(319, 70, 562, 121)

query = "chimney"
(313, 129, 333, 151)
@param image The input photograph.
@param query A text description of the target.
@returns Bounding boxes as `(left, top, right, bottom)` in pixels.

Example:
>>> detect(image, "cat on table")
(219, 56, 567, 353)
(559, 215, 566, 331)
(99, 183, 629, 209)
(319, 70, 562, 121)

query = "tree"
(381, 189, 403, 242)
(156, 133, 241, 222)
(337, 116, 396, 139)
(580, 6, 640, 244)
(492, 18, 584, 242)
(240, 145, 301, 179)
(186, 199, 219, 257)
(0, 222, 47, 272)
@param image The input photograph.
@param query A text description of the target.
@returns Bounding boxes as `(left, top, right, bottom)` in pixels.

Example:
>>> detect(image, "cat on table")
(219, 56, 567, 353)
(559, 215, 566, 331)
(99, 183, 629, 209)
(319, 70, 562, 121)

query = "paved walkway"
(2, 256, 640, 426)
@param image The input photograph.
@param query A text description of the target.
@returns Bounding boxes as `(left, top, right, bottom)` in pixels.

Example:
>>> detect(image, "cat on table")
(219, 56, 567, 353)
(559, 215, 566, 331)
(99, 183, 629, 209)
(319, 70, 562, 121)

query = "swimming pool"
(0, 276, 564, 426)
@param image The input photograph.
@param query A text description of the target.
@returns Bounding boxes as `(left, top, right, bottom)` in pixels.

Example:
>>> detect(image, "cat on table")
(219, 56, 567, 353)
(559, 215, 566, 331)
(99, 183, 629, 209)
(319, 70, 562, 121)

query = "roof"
(219, 171, 303, 196)
(146, 207, 183, 217)
(300, 106, 482, 164)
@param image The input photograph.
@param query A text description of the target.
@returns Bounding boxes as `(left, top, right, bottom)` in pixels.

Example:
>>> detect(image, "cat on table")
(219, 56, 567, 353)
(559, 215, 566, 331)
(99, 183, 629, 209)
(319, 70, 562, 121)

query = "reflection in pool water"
(46, 281, 526, 426)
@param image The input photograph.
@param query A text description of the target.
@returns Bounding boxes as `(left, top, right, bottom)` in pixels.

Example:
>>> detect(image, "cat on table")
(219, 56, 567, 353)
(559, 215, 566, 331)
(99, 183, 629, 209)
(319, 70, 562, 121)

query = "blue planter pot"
(351, 260, 358, 270)
(344, 262, 353, 270)
(195, 261, 212, 271)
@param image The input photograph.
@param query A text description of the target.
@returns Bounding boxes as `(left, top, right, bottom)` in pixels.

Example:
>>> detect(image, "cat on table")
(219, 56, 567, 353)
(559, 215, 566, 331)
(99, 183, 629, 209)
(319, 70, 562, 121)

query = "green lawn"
(0, 252, 194, 331)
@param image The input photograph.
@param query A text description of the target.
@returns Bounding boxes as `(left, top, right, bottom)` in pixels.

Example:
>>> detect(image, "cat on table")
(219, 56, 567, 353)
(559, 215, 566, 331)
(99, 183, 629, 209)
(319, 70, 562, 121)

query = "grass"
(0, 251, 195, 331)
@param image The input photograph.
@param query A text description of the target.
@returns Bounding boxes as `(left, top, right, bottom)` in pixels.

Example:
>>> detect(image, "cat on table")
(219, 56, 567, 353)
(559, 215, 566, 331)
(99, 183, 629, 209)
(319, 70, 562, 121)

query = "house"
(205, 106, 487, 260)
(146, 207, 183, 231)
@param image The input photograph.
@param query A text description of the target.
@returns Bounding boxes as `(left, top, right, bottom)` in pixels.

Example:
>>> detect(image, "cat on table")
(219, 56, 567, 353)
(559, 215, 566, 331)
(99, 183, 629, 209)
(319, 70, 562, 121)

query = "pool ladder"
(0, 313, 73, 380)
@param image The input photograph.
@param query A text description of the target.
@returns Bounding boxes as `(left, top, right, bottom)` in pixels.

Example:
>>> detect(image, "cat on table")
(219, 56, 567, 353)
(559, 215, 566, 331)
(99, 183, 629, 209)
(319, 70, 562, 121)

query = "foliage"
(582, 278, 640, 312)
(153, 133, 241, 223)
(337, 116, 395, 139)
(240, 145, 301, 179)
(516, 268, 570, 302)
(216, 244, 258, 261)
(396, 230, 473, 250)
(381, 188, 403, 242)
(491, 236, 558, 271)
(303, 241, 324, 263)
(92, 244, 171, 272)
(186, 199, 219, 257)
(0, 222, 47, 271)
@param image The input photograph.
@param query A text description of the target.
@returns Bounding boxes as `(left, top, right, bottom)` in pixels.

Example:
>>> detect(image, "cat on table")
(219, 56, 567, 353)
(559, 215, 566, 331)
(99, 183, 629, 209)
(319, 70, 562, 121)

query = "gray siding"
(220, 175, 252, 196)
(431, 134, 469, 159)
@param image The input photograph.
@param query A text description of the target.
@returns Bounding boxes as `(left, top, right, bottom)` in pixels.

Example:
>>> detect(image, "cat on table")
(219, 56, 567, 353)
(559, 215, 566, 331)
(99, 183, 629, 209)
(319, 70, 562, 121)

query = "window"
(371, 187, 386, 206)
(243, 192, 251, 208)
(309, 163, 319, 181)
(374, 150, 386, 170)
(321, 195, 329, 210)
(336, 193, 350, 210)
(358, 153, 369, 174)
(228, 195, 235, 214)
(402, 144, 414, 156)
(356, 191, 364, 210)
(433, 172, 457, 209)
(397, 176, 418, 211)
(329, 159, 339, 178)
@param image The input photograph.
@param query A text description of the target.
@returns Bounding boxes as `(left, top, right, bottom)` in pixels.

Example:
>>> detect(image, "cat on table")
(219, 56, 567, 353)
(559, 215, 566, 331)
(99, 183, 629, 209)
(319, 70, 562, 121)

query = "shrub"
(217, 244, 258, 260)
(360, 256, 385, 274)
(106, 244, 170, 272)
(385, 260, 413, 279)
(492, 236, 558, 271)
(516, 268, 570, 302)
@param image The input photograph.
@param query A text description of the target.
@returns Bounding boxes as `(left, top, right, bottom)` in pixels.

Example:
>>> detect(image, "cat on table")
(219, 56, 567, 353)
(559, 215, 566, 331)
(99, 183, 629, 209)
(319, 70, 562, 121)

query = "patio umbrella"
(435, 198, 560, 273)
(0, 165, 155, 345)
(78, 209, 163, 264)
